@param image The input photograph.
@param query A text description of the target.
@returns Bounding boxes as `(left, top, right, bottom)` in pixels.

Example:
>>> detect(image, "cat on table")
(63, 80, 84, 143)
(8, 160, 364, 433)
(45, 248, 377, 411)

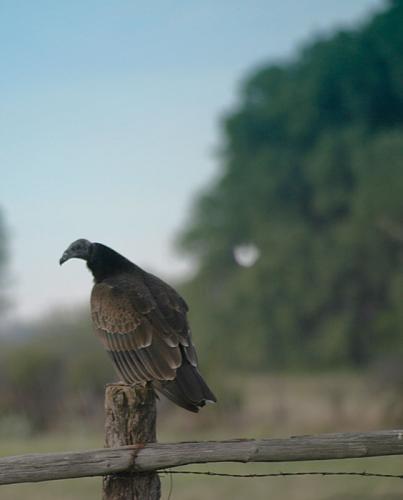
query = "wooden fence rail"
(0, 430, 402, 486)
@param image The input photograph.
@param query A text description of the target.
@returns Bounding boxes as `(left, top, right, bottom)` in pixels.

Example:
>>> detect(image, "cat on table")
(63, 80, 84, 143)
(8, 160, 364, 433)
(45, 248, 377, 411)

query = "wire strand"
(159, 470, 403, 479)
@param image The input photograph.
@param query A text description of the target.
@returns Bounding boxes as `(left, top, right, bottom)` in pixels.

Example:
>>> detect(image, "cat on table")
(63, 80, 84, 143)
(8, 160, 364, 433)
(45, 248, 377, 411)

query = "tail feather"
(154, 361, 217, 413)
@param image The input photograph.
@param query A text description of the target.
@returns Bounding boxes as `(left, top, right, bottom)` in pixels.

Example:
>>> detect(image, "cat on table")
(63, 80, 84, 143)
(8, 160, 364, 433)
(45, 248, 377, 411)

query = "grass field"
(1, 373, 402, 500)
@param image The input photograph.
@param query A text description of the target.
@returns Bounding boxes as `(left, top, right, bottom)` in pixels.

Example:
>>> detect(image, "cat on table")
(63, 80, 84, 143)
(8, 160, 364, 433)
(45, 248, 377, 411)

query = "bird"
(59, 238, 216, 412)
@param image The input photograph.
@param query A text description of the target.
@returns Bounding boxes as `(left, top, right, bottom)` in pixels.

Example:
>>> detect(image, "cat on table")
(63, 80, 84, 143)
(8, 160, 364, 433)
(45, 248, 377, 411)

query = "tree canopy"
(179, 0, 403, 371)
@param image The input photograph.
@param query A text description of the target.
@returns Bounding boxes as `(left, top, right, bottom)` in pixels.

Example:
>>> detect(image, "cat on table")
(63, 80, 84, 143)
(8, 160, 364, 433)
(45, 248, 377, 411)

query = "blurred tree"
(0, 309, 114, 432)
(3, 343, 62, 432)
(179, 0, 403, 370)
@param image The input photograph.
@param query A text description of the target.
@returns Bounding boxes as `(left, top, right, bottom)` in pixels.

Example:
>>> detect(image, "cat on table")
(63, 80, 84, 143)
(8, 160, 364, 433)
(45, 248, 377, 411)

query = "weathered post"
(103, 383, 161, 500)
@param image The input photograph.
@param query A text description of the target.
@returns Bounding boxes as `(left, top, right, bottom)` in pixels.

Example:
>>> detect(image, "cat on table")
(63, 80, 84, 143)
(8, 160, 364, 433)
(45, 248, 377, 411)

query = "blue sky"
(1, 0, 383, 319)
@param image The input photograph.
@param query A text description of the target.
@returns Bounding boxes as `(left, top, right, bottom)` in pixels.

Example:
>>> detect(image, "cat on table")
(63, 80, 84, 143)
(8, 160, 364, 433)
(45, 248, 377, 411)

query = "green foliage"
(0, 309, 114, 432)
(179, 0, 403, 371)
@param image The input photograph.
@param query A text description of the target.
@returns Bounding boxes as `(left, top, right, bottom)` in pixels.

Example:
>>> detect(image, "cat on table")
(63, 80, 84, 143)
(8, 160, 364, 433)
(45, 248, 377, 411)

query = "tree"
(178, 0, 403, 371)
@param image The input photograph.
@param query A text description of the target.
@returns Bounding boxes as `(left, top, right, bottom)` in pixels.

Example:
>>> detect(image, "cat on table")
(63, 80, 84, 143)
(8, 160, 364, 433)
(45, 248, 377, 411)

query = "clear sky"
(1, 0, 383, 319)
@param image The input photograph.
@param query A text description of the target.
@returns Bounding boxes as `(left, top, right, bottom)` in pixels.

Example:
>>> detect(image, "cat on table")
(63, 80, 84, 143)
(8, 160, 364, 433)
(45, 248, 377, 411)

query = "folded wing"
(91, 280, 184, 382)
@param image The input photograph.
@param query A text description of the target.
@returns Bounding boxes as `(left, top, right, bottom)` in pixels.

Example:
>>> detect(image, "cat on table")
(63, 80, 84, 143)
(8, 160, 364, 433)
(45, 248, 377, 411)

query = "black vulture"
(59, 238, 216, 412)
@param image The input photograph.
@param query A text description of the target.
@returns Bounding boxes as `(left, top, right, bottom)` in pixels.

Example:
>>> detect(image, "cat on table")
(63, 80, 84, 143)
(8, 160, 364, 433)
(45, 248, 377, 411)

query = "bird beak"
(59, 251, 70, 265)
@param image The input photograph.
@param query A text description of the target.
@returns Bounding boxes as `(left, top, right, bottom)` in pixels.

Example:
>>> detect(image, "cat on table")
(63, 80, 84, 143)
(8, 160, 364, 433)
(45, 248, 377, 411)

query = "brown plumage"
(59, 238, 216, 412)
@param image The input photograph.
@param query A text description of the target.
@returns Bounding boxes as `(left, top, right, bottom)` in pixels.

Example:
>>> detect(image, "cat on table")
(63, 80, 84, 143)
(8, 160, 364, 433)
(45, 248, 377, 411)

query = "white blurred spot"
(233, 243, 260, 267)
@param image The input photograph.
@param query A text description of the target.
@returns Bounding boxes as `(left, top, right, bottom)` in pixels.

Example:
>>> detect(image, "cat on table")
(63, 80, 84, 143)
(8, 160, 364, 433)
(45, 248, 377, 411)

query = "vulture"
(59, 239, 216, 412)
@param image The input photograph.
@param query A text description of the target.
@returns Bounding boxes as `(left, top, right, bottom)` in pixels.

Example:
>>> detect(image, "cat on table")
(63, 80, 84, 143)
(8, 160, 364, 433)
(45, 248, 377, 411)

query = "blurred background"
(1, 1, 403, 499)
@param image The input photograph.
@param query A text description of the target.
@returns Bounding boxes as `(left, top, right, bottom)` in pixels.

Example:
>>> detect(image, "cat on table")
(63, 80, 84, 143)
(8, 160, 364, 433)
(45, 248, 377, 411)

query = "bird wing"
(144, 272, 198, 367)
(90, 276, 195, 384)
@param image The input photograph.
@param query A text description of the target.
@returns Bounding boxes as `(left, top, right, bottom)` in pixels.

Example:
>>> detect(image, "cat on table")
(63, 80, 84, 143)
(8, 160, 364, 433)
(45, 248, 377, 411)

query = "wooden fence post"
(103, 383, 161, 500)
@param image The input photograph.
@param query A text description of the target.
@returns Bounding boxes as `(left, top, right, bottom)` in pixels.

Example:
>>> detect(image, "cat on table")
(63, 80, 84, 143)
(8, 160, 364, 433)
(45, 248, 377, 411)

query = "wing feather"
(135, 348, 166, 379)
(122, 351, 148, 381)
(184, 343, 198, 367)
(144, 273, 194, 348)
(109, 351, 136, 383)
(91, 281, 187, 385)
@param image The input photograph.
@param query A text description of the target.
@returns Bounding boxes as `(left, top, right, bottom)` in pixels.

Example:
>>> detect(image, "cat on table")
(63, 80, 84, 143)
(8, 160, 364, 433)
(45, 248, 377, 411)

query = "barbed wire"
(157, 469, 403, 500)
(159, 469, 403, 479)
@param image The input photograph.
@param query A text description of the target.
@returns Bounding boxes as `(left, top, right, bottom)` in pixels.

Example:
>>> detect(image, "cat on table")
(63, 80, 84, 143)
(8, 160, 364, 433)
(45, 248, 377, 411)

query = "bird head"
(59, 238, 93, 265)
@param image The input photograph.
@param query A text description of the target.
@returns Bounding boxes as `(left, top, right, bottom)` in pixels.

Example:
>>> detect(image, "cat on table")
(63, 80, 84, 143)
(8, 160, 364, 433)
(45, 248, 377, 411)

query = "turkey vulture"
(59, 239, 216, 412)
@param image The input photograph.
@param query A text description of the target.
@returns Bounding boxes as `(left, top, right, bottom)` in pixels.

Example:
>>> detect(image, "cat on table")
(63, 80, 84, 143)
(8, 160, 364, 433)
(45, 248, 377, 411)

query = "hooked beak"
(59, 251, 70, 265)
